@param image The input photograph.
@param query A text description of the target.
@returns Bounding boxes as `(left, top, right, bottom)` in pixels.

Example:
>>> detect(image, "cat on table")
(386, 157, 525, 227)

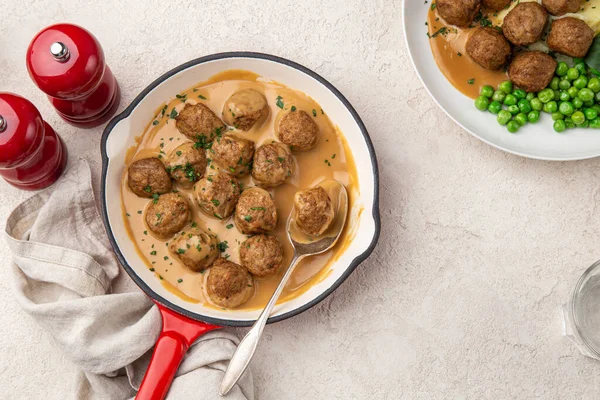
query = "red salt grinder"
(0, 93, 68, 190)
(26, 23, 121, 128)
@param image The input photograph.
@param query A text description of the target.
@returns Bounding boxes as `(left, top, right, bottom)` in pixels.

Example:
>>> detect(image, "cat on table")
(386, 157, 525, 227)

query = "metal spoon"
(219, 181, 349, 396)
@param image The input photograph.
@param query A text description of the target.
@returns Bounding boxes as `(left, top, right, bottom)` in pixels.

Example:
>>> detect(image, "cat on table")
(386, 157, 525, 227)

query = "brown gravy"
(121, 70, 360, 310)
(428, 7, 507, 99)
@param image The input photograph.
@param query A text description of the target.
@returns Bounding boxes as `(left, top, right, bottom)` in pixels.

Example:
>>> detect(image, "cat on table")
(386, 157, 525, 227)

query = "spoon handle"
(219, 253, 304, 396)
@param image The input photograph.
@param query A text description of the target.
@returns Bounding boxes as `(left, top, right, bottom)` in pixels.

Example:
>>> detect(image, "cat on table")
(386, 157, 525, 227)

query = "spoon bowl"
(220, 181, 349, 396)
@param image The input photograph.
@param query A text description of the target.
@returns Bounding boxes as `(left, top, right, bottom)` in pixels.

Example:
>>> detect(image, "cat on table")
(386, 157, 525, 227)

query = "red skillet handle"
(136, 303, 221, 400)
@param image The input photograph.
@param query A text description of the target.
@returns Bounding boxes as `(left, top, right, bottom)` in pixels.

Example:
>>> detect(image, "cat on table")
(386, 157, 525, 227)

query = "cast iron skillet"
(100, 52, 380, 399)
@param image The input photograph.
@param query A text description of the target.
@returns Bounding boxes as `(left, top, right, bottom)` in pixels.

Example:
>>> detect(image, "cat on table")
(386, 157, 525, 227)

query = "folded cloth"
(4, 158, 253, 400)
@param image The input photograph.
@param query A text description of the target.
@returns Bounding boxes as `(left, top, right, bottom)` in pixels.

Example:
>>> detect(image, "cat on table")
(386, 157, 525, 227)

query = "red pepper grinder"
(0, 93, 68, 190)
(26, 23, 121, 128)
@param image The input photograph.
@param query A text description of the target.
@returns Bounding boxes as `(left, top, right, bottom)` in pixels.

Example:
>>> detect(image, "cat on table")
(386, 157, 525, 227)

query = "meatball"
(542, 0, 580, 16)
(127, 158, 172, 198)
(437, 0, 481, 27)
(169, 229, 219, 272)
(547, 17, 594, 58)
(210, 134, 255, 177)
(482, 0, 510, 11)
(252, 142, 295, 188)
(240, 234, 284, 277)
(175, 103, 226, 142)
(502, 2, 548, 46)
(234, 187, 278, 234)
(508, 51, 557, 93)
(206, 258, 254, 309)
(165, 143, 207, 188)
(294, 186, 335, 236)
(277, 110, 318, 151)
(222, 89, 269, 131)
(145, 193, 190, 238)
(466, 27, 512, 70)
(194, 171, 242, 220)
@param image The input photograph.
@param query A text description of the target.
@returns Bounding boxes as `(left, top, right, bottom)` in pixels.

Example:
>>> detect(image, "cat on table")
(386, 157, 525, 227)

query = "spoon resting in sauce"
(219, 180, 349, 396)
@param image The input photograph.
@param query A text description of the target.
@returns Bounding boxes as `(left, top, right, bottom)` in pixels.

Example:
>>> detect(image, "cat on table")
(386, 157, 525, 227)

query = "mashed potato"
(491, 0, 600, 34)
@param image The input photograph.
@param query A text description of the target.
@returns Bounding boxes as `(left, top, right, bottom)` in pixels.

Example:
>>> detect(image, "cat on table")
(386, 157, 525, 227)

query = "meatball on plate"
(404, 1, 600, 160)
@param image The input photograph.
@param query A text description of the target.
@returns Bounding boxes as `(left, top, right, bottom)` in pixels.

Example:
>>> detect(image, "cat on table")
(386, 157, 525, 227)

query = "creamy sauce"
(121, 70, 360, 310)
(428, 7, 507, 99)
(428, 0, 600, 99)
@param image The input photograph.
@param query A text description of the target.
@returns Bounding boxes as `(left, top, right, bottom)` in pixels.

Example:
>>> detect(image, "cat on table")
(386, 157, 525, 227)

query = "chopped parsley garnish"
(143, 185, 152, 193)
(150, 268, 155, 272)
(467, 78, 475, 85)
(226, 224, 234, 229)
(291, 106, 297, 112)
(211, 199, 221, 206)
(198, 95, 207, 100)
(164, 256, 169, 260)
(217, 241, 229, 252)
(177, 278, 183, 283)
(152, 120, 159, 126)
(312, 109, 317, 117)
(176, 151, 182, 156)
(126, 213, 130, 217)
(169, 108, 178, 119)
(150, 251, 157, 256)
(213, 213, 222, 220)
(177, 248, 186, 254)
(191, 221, 197, 228)
(244, 215, 252, 222)
(276, 96, 284, 109)
(250, 207, 266, 211)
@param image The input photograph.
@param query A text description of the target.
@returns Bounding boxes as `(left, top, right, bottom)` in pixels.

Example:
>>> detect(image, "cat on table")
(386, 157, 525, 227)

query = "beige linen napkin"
(4, 158, 253, 400)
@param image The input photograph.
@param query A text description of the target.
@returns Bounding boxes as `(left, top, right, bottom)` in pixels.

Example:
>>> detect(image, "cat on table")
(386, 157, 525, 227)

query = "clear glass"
(565, 260, 600, 359)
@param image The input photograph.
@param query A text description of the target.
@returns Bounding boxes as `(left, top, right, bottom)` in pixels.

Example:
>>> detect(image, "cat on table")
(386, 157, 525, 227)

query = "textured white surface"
(1, 0, 600, 399)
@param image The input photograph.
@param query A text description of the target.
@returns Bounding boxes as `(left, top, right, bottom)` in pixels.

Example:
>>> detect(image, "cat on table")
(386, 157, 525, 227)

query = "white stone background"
(1, 0, 600, 398)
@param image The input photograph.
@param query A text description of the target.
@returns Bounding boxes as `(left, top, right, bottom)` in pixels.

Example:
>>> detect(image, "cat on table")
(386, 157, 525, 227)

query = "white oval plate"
(403, 0, 600, 161)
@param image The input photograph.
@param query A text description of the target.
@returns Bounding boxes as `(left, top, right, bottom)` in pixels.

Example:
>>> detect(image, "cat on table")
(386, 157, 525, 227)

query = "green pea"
(504, 94, 518, 106)
(575, 63, 587, 75)
(530, 98, 543, 111)
(589, 118, 600, 129)
(526, 92, 535, 101)
(513, 89, 527, 99)
(481, 85, 494, 98)
(574, 58, 585, 65)
(499, 80, 513, 94)
(559, 91, 570, 102)
(538, 89, 554, 104)
(543, 101, 558, 113)
(517, 99, 532, 113)
(567, 68, 580, 81)
(592, 104, 600, 114)
(568, 87, 579, 99)
(554, 119, 566, 133)
(596, 91, 600, 102)
(578, 88, 595, 102)
(588, 77, 600, 93)
(488, 100, 502, 115)
(574, 76, 589, 89)
(573, 97, 584, 109)
(527, 110, 540, 123)
(497, 110, 512, 126)
(549, 77, 560, 91)
(585, 108, 598, 120)
(475, 96, 490, 111)
(515, 113, 528, 126)
(507, 120, 520, 133)
(579, 120, 590, 128)
(553, 89, 560, 101)
(492, 90, 506, 103)
(565, 117, 575, 129)
(559, 79, 572, 90)
(556, 62, 569, 77)
(559, 101, 574, 116)
(508, 104, 520, 115)
(572, 111, 586, 125)
(585, 99, 595, 107)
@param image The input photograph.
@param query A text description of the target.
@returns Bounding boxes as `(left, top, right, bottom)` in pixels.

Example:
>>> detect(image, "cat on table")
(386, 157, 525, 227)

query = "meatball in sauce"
(121, 71, 358, 310)
(128, 158, 172, 198)
(222, 89, 269, 131)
